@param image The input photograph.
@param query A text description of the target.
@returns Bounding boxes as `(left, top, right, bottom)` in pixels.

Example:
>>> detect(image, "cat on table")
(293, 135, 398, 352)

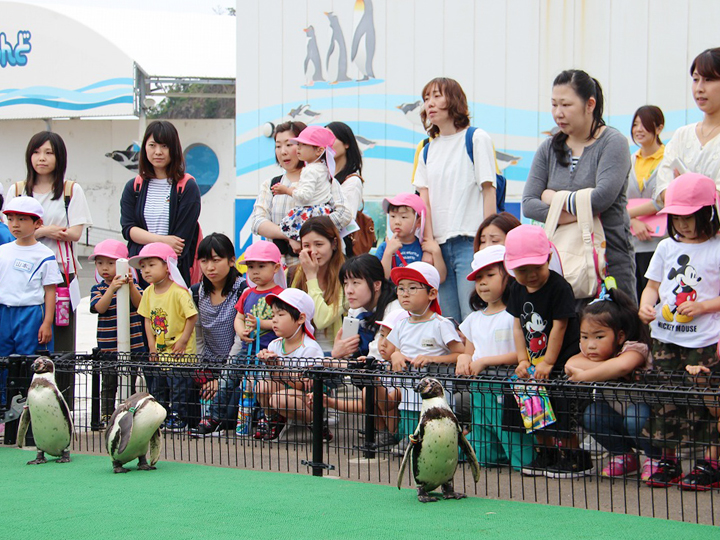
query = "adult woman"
(414, 77, 497, 322)
(326, 121, 364, 256)
(251, 121, 353, 265)
(7, 132, 93, 353)
(473, 212, 521, 252)
(290, 216, 347, 352)
(120, 120, 201, 286)
(627, 106, 665, 298)
(522, 69, 635, 300)
(655, 48, 720, 198)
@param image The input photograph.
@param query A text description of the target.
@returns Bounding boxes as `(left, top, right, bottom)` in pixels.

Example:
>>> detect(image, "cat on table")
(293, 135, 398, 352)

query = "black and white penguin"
(396, 101, 424, 127)
(17, 357, 74, 465)
(303, 26, 325, 85)
(325, 11, 351, 84)
(105, 392, 166, 474)
(397, 377, 480, 502)
(351, 0, 376, 81)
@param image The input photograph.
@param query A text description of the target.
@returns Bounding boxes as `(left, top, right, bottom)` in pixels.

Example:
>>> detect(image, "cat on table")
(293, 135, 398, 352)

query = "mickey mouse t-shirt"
(506, 271, 579, 369)
(645, 236, 720, 348)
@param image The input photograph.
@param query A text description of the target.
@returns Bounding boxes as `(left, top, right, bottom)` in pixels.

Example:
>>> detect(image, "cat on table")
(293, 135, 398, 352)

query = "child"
(639, 173, 720, 488)
(0, 197, 62, 409)
(255, 289, 325, 441)
(89, 239, 146, 425)
(131, 242, 198, 432)
(387, 261, 464, 454)
(274, 125, 337, 242)
(234, 240, 284, 357)
(503, 225, 592, 478)
(455, 245, 535, 469)
(565, 284, 660, 479)
(375, 193, 446, 281)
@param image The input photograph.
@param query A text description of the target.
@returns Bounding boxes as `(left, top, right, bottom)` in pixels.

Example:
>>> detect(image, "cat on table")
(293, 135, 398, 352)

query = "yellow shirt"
(633, 145, 664, 192)
(138, 281, 198, 359)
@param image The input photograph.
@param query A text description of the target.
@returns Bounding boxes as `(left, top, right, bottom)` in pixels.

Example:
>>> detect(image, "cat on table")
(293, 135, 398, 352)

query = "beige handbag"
(544, 189, 607, 299)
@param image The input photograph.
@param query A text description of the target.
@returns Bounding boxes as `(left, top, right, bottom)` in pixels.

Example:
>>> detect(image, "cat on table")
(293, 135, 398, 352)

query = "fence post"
(311, 372, 324, 477)
(363, 383, 376, 459)
(90, 348, 102, 431)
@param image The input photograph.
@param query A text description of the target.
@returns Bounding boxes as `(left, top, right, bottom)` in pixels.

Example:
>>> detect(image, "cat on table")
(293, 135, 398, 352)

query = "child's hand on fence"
(686, 364, 710, 376)
(515, 360, 531, 379)
(469, 359, 487, 376)
(564, 364, 583, 381)
(410, 355, 433, 369)
(391, 351, 409, 372)
(38, 321, 52, 344)
(171, 339, 188, 356)
(257, 349, 278, 363)
(455, 354, 472, 376)
(533, 361, 553, 380)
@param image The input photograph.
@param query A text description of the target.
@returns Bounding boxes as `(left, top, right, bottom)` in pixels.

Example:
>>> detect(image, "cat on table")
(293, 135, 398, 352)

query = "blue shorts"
(0, 304, 54, 356)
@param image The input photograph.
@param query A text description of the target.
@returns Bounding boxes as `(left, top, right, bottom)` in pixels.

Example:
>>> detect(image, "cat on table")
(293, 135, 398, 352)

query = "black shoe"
(189, 418, 222, 438)
(521, 446, 560, 477)
(678, 460, 720, 491)
(646, 459, 682, 487)
(545, 449, 595, 479)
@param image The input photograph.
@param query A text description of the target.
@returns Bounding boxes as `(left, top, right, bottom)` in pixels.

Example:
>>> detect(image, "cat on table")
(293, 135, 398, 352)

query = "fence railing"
(1, 352, 718, 525)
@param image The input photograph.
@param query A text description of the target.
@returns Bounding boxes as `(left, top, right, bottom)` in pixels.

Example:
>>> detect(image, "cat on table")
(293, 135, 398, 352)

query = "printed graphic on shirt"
(521, 302, 547, 365)
(150, 307, 170, 352)
(661, 254, 700, 326)
(248, 297, 273, 339)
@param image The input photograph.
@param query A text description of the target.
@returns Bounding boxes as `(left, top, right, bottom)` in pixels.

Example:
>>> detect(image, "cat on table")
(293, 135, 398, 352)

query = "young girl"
(565, 285, 660, 480)
(132, 242, 198, 432)
(190, 233, 247, 437)
(639, 172, 720, 488)
(274, 125, 338, 242)
(455, 245, 535, 469)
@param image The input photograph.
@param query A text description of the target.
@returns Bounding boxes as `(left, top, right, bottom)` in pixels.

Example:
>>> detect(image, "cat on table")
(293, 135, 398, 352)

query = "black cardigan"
(120, 175, 201, 284)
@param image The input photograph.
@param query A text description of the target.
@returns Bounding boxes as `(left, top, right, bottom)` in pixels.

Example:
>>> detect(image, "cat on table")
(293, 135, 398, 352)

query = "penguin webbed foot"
(57, 451, 71, 463)
(441, 482, 466, 500)
(137, 455, 156, 471)
(27, 451, 47, 465)
(112, 460, 130, 474)
(416, 487, 438, 503)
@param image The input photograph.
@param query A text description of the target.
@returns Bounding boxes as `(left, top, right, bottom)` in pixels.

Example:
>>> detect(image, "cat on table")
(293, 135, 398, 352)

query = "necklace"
(700, 120, 720, 140)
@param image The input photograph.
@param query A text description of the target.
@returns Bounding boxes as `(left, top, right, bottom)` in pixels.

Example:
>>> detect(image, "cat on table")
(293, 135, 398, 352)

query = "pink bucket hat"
(266, 288, 316, 338)
(3, 196, 44, 219)
(658, 173, 717, 216)
(390, 261, 442, 315)
(129, 242, 187, 289)
(504, 225, 551, 270)
(467, 245, 506, 281)
(244, 240, 282, 264)
(89, 239, 129, 261)
(290, 125, 336, 148)
(382, 193, 426, 216)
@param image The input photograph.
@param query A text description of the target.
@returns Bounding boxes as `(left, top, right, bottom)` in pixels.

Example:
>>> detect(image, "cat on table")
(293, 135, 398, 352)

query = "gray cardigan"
(522, 127, 636, 300)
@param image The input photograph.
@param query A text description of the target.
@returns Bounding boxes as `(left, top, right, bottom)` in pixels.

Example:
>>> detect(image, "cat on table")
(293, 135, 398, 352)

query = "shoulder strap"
(421, 137, 431, 164)
(544, 190, 572, 236)
(575, 188, 595, 232)
(133, 175, 143, 193)
(15, 181, 26, 197)
(269, 175, 283, 197)
(465, 126, 478, 163)
(63, 180, 75, 210)
(176, 173, 193, 195)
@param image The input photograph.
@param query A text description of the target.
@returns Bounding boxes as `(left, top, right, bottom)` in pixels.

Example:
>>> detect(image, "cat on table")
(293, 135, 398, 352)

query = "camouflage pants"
(642, 340, 719, 449)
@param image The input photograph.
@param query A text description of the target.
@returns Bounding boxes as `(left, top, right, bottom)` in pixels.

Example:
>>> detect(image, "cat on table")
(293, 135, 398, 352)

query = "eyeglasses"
(396, 285, 428, 296)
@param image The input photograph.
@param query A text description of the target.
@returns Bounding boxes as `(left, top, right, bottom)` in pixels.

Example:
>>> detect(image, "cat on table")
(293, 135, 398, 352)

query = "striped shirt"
(91, 281, 146, 352)
(143, 179, 172, 235)
(196, 277, 245, 361)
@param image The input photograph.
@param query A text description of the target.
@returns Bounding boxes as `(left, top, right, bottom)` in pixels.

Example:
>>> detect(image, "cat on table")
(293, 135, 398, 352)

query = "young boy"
(89, 239, 146, 425)
(375, 193, 446, 281)
(0, 197, 63, 412)
(131, 242, 198, 432)
(255, 288, 325, 440)
(503, 225, 591, 478)
(387, 261, 463, 454)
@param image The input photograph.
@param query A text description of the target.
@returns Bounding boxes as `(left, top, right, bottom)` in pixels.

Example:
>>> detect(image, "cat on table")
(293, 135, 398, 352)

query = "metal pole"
(115, 259, 131, 402)
(311, 376, 324, 477)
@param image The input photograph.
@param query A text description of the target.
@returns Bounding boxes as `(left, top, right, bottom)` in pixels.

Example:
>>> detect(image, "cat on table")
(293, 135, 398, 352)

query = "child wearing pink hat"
(375, 192, 446, 281)
(503, 225, 589, 478)
(132, 242, 198, 432)
(273, 125, 338, 241)
(639, 173, 720, 489)
(89, 239, 146, 425)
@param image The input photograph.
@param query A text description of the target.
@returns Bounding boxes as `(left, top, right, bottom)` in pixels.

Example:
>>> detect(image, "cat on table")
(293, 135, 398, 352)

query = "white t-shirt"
(387, 313, 461, 411)
(292, 162, 332, 207)
(144, 179, 172, 236)
(339, 174, 364, 217)
(0, 241, 63, 306)
(6, 182, 93, 275)
(413, 128, 496, 243)
(645, 236, 720, 348)
(459, 309, 515, 360)
(267, 334, 325, 367)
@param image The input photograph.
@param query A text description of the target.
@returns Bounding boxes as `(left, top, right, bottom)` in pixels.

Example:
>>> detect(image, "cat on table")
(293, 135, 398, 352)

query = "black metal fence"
(2, 352, 719, 525)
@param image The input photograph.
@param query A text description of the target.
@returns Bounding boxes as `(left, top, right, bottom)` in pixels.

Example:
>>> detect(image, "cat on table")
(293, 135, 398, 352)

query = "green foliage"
(147, 84, 235, 120)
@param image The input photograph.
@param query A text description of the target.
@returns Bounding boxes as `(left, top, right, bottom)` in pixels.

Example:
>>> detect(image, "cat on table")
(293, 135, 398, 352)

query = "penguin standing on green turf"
(105, 392, 166, 474)
(397, 378, 480, 502)
(17, 357, 74, 465)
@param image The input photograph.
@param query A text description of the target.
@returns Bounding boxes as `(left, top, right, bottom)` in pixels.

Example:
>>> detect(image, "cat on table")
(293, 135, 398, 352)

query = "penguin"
(17, 357, 74, 465)
(351, 0, 376, 81)
(325, 12, 351, 84)
(397, 377, 480, 502)
(105, 392, 167, 474)
(303, 26, 325, 85)
(355, 135, 376, 153)
(105, 144, 139, 171)
(396, 101, 424, 127)
(288, 104, 322, 122)
(496, 150, 522, 171)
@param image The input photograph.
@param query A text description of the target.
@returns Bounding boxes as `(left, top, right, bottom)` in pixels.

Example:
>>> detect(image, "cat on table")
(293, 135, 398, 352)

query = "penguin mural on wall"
(351, 0, 376, 81)
(325, 12, 351, 84)
(303, 26, 325, 86)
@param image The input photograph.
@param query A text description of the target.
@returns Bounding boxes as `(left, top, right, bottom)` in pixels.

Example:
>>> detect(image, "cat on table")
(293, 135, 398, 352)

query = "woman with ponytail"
(522, 70, 635, 301)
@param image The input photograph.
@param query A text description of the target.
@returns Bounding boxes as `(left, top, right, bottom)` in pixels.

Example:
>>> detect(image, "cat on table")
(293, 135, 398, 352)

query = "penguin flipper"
(458, 430, 481, 483)
(17, 407, 30, 448)
(397, 437, 414, 489)
(326, 40, 335, 67)
(350, 29, 362, 60)
(148, 428, 162, 466)
(108, 412, 133, 456)
(55, 387, 75, 435)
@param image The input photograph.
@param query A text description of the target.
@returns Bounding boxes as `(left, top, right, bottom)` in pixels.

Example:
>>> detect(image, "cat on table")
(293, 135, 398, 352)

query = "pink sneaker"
(601, 453, 639, 477)
(641, 457, 661, 482)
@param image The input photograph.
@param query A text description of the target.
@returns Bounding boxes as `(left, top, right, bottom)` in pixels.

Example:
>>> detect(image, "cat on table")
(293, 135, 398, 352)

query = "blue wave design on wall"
(0, 97, 133, 111)
(0, 78, 134, 111)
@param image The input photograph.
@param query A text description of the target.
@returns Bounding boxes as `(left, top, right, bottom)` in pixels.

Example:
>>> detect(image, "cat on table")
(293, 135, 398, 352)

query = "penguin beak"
(414, 379, 427, 394)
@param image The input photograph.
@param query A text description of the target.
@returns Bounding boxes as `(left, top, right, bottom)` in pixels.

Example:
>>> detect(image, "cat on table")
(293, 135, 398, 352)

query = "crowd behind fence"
(1, 352, 719, 525)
